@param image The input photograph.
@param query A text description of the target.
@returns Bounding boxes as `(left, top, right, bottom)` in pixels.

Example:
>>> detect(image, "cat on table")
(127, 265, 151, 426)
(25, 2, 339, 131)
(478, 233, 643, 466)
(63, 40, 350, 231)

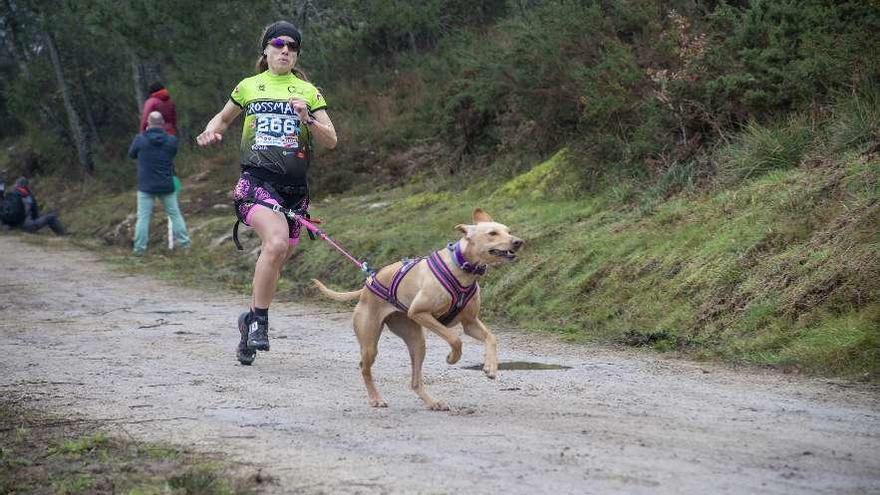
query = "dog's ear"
(473, 208, 493, 223)
(455, 223, 473, 237)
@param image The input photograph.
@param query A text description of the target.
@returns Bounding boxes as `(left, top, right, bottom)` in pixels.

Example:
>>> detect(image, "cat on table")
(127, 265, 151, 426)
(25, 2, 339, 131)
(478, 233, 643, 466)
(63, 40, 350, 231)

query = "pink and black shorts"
(232, 173, 310, 246)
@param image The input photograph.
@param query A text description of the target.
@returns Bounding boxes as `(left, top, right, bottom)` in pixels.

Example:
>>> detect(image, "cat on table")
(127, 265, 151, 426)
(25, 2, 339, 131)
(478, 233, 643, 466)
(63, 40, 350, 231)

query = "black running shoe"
(246, 313, 270, 351)
(236, 312, 256, 365)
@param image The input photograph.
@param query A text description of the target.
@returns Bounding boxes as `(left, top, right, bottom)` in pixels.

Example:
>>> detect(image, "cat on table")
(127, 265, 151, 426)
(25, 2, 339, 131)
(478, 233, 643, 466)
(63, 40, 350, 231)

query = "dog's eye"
(488, 231, 498, 237)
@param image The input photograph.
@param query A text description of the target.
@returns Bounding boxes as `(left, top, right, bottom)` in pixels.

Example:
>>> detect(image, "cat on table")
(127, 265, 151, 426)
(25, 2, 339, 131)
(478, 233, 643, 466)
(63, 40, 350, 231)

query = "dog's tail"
(311, 279, 363, 302)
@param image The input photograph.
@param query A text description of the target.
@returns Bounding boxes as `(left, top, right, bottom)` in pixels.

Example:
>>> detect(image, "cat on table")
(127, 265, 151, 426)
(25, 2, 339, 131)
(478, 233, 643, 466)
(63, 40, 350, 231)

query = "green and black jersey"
(230, 71, 328, 185)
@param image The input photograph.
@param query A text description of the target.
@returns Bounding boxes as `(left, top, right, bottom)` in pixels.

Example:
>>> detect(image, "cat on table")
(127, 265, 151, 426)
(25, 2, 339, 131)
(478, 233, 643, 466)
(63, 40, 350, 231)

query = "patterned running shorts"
(232, 173, 310, 246)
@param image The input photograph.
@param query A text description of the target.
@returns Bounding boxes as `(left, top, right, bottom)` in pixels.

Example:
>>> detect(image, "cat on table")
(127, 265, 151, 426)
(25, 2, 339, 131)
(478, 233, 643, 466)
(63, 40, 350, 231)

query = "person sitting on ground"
(0, 172, 11, 231)
(0, 177, 66, 235)
(128, 111, 191, 255)
(139, 81, 177, 136)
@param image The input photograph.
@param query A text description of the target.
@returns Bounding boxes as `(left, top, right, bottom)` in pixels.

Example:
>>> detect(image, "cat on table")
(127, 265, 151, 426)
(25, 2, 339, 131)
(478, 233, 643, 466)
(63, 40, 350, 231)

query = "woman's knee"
(261, 236, 289, 260)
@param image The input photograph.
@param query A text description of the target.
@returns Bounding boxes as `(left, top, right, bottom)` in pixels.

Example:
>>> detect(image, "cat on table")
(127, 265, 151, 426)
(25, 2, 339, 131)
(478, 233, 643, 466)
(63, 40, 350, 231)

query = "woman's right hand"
(198, 102, 241, 147)
(197, 130, 222, 146)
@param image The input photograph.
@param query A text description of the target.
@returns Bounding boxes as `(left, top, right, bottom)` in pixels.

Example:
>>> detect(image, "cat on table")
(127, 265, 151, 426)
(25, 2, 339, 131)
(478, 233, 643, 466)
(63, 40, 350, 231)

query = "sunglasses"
(268, 38, 299, 51)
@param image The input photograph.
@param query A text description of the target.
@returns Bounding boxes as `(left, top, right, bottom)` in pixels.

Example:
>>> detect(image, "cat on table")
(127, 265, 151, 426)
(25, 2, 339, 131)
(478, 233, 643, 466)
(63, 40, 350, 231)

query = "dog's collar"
(447, 242, 487, 275)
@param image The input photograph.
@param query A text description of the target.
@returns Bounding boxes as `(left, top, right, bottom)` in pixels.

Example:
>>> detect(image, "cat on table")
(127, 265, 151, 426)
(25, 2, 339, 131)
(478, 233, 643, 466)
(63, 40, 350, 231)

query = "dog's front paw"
(369, 398, 388, 408)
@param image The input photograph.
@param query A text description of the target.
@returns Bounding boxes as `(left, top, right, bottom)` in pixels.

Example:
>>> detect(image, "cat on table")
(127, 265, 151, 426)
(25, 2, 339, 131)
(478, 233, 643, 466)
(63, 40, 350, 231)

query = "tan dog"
(312, 208, 523, 410)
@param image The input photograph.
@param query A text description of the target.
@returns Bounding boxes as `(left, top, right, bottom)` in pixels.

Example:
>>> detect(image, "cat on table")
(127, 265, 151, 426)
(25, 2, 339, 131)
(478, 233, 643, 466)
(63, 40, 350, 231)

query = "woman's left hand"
(289, 98, 310, 123)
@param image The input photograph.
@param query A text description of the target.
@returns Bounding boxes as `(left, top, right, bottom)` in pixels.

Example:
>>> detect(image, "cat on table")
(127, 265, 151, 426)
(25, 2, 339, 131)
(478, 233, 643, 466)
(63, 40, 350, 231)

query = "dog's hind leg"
(353, 303, 387, 408)
(387, 314, 449, 411)
(461, 317, 498, 379)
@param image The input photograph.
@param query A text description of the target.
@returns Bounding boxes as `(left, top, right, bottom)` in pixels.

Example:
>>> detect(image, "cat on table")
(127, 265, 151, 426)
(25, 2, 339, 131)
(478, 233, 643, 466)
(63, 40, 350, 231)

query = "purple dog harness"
(365, 243, 484, 326)
(364, 257, 423, 314)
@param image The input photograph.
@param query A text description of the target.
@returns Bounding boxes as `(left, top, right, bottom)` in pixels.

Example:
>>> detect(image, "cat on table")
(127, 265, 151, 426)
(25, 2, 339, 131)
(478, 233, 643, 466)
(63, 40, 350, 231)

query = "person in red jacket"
(139, 81, 177, 136)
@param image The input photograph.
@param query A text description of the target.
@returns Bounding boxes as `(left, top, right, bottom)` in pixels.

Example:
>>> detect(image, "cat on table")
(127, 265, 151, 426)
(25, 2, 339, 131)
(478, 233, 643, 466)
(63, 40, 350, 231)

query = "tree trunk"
(4, 0, 67, 137)
(44, 29, 94, 175)
(77, 76, 102, 147)
(2, 0, 32, 78)
(129, 48, 146, 113)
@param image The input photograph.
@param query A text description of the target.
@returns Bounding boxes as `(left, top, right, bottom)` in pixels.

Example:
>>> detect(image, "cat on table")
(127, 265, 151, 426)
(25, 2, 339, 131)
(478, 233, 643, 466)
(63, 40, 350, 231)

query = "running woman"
(197, 21, 338, 365)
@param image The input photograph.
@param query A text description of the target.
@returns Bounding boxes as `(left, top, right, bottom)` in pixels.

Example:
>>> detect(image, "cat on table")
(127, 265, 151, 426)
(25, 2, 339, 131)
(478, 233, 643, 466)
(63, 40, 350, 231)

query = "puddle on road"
(462, 361, 571, 371)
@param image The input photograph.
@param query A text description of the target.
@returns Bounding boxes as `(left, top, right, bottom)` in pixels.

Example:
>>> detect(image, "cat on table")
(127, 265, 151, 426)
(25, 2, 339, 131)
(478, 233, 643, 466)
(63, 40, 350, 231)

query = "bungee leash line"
(290, 208, 376, 275)
(233, 199, 376, 276)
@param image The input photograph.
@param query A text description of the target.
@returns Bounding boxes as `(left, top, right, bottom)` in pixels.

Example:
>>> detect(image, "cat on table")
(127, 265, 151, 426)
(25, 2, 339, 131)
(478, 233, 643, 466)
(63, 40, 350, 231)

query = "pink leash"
(289, 211, 376, 275)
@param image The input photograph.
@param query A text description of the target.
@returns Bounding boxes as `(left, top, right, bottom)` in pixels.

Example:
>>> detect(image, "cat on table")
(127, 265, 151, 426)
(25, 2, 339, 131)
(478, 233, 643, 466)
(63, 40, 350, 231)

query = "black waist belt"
(242, 166, 307, 190)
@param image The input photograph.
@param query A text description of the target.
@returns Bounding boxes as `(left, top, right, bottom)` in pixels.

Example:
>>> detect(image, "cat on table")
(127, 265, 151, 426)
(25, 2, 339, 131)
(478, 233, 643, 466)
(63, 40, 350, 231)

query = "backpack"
(0, 190, 26, 226)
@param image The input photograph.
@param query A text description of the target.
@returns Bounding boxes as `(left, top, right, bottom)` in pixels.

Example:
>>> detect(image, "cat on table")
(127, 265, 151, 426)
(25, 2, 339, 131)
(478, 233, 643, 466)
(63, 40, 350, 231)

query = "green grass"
(829, 82, 880, 151)
(0, 400, 259, 495)
(779, 306, 880, 375)
(716, 116, 814, 183)
(48, 433, 111, 456)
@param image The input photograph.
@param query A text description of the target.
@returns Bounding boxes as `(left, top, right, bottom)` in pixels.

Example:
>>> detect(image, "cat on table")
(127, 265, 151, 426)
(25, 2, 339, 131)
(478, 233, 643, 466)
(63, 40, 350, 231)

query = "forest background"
(1, 0, 878, 378)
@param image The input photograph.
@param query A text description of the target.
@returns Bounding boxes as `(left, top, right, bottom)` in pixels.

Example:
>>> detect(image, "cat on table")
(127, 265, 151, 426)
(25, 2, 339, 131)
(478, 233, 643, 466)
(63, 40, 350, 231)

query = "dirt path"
(1, 236, 878, 494)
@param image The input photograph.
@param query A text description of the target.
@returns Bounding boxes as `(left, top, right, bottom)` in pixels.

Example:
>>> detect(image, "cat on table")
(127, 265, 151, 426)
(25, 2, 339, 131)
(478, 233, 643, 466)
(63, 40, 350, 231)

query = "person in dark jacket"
(0, 176, 66, 235)
(128, 111, 190, 255)
(139, 81, 177, 136)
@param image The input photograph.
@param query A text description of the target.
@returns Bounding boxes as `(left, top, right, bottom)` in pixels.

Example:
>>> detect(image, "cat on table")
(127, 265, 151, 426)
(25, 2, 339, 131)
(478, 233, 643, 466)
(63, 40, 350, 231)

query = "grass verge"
(0, 398, 266, 494)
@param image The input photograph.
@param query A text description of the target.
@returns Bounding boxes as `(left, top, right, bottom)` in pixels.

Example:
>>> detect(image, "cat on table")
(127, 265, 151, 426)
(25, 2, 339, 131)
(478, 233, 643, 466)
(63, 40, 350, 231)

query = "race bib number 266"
(255, 115, 299, 148)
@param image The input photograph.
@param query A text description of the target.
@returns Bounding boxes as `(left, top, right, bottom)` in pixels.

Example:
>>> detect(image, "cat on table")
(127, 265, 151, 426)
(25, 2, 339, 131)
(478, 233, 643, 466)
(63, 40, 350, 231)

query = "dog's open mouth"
(489, 248, 518, 261)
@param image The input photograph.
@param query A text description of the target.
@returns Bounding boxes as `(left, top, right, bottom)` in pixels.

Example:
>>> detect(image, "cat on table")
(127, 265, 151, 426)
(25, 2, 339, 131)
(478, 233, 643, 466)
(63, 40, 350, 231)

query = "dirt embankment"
(1, 235, 878, 494)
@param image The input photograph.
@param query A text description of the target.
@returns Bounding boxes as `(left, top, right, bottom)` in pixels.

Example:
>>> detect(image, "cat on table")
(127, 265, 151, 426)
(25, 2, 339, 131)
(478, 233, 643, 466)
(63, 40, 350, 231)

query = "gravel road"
(1, 235, 877, 494)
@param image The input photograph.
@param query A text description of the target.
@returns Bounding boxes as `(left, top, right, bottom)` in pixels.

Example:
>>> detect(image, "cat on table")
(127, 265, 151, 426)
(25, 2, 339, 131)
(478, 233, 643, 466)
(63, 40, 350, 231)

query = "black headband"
(261, 21, 301, 52)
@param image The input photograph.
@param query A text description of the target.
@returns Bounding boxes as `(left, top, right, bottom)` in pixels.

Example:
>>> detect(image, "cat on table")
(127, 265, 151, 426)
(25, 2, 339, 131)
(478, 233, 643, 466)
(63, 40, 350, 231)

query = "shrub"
(703, 0, 880, 122)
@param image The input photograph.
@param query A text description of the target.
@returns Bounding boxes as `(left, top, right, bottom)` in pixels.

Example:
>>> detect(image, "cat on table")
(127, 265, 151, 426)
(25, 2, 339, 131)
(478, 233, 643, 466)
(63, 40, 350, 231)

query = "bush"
(703, 0, 880, 122)
(419, 1, 668, 177)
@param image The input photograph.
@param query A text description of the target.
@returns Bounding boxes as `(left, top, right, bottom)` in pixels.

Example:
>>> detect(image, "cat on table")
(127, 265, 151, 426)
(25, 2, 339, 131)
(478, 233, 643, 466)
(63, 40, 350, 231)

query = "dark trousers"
(22, 212, 65, 235)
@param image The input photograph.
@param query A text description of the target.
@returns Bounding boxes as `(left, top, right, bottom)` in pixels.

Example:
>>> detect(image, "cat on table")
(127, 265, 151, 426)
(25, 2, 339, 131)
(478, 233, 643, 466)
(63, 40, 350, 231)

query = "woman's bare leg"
(249, 207, 291, 309)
